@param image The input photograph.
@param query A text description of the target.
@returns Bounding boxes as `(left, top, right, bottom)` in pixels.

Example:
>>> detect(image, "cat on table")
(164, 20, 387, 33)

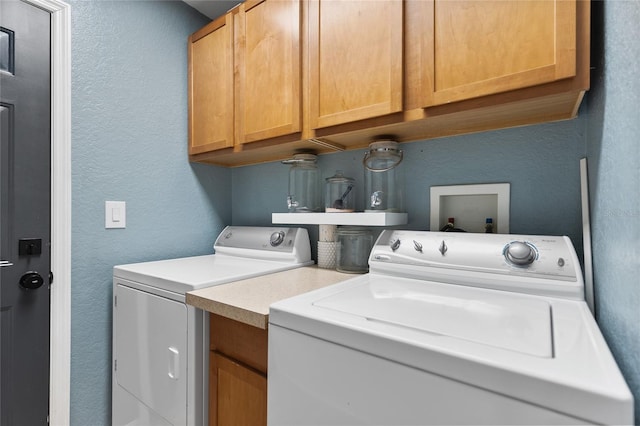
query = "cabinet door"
(236, 0, 302, 145)
(189, 13, 234, 155)
(309, 0, 403, 129)
(209, 351, 267, 426)
(423, 0, 577, 106)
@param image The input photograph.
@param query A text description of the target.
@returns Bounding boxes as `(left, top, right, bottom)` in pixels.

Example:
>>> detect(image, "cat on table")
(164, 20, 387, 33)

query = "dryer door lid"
(114, 284, 188, 424)
(313, 277, 553, 358)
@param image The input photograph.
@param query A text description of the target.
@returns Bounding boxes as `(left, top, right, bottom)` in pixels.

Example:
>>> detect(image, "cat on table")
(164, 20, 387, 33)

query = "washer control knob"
(413, 240, 423, 252)
(270, 231, 286, 247)
(390, 239, 401, 251)
(504, 241, 537, 266)
(439, 240, 447, 256)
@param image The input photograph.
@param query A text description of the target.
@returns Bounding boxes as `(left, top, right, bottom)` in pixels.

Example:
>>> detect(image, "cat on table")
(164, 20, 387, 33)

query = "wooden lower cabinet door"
(209, 351, 267, 426)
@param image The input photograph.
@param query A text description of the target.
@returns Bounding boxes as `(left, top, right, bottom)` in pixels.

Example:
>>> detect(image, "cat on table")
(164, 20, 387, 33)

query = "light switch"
(105, 201, 126, 229)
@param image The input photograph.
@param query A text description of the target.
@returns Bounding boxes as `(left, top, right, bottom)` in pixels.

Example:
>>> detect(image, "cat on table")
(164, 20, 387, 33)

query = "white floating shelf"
(272, 212, 408, 227)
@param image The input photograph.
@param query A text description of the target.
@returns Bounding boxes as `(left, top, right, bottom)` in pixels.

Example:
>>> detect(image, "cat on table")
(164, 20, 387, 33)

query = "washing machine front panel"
(115, 284, 188, 425)
(268, 324, 589, 425)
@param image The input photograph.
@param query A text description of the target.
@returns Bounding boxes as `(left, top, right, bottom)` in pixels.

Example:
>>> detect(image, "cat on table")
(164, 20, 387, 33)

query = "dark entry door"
(0, 0, 51, 424)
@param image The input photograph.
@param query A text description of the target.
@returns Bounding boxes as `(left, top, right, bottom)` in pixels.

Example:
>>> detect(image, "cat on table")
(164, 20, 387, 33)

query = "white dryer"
(268, 230, 633, 425)
(112, 226, 312, 426)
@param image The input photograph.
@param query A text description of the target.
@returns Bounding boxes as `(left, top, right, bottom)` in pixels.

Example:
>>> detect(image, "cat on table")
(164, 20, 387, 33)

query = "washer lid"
(313, 277, 552, 357)
(114, 254, 311, 294)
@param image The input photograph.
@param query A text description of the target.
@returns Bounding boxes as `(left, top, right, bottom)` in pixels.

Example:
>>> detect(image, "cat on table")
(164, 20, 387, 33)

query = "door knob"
(19, 271, 44, 290)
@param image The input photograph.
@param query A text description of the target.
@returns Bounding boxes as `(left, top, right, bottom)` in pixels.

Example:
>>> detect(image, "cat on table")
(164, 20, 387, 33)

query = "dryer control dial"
(504, 241, 537, 266)
(270, 231, 286, 247)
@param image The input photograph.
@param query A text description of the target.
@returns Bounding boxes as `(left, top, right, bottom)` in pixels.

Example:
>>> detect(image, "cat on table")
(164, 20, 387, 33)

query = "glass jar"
(336, 227, 373, 273)
(363, 140, 404, 212)
(282, 153, 322, 212)
(325, 171, 355, 212)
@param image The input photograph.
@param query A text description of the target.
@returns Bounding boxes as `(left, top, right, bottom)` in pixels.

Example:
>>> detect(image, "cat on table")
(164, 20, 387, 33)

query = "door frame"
(21, 0, 71, 424)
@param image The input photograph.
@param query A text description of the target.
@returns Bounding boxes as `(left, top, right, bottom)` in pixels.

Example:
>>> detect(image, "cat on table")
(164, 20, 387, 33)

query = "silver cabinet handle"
(0, 260, 14, 267)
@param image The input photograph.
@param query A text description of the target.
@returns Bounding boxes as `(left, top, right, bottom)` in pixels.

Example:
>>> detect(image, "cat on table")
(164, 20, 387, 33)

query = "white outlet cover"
(430, 183, 510, 233)
(105, 201, 126, 229)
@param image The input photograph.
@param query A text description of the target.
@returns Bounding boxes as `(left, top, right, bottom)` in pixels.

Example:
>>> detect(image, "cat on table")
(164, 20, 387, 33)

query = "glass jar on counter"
(336, 227, 373, 273)
(363, 140, 404, 212)
(325, 171, 355, 212)
(282, 153, 322, 212)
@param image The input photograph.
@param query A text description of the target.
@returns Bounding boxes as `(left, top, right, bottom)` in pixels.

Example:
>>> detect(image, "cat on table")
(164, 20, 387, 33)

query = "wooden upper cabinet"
(236, 0, 302, 145)
(422, 0, 577, 107)
(308, 0, 403, 130)
(189, 0, 588, 166)
(189, 13, 234, 155)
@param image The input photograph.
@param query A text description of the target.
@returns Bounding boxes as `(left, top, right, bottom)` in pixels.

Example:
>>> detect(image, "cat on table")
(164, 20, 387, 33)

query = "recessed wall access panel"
(430, 183, 510, 233)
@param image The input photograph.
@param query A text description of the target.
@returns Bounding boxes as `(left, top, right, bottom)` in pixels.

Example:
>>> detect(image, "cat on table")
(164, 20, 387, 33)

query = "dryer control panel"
(214, 226, 312, 264)
(370, 230, 584, 300)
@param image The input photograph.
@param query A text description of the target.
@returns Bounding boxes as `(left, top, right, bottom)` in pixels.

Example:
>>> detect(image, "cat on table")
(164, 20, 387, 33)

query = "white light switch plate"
(105, 201, 126, 229)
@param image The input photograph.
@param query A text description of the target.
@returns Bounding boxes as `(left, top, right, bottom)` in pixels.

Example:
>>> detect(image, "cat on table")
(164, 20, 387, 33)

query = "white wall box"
(430, 183, 510, 233)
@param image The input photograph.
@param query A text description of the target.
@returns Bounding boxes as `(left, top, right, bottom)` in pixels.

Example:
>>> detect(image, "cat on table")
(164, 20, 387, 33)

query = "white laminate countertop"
(186, 266, 355, 329)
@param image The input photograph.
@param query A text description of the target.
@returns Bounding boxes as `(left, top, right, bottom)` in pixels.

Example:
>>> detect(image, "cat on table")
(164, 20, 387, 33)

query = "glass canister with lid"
(325, 171, 355, 212)
(363, 140, 404, 212)
(336, 227, 373, 273)
(282, 153, 322, 212)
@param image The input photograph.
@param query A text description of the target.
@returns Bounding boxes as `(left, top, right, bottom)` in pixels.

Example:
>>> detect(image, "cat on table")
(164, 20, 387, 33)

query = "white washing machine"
(268, 230, 634, 425)
(112, 226, 312, 426)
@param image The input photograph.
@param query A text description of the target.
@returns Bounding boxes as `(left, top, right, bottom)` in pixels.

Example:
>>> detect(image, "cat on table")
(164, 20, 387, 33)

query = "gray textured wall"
(587, 1, 640, 421)
(232, 117, 587, 261)
(69, 1, 227, 424)
(66, 0, 640, 423)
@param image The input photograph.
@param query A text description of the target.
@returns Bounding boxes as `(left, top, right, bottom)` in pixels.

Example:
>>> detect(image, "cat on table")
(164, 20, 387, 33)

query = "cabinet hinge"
(114, 359, 117, 372)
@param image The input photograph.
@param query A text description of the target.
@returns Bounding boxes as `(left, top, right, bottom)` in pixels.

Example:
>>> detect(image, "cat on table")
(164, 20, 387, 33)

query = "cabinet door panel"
(237, 0, 301, 144)
(210, 352, 267, 426)
(309, 0, 403, 129)
(426, 0, 576, 106)
(189, 14, 234, 154)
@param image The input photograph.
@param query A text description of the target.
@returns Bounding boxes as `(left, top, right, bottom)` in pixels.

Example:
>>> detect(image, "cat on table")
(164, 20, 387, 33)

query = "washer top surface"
(113, 226, 313, 294)
(313, 274, 553, 357)
(114, 253, 312, 294)
(269, 230, 633, 425)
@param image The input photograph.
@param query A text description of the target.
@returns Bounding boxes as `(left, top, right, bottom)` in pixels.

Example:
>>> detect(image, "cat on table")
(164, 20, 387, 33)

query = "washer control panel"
(372, 230, 580, 285)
